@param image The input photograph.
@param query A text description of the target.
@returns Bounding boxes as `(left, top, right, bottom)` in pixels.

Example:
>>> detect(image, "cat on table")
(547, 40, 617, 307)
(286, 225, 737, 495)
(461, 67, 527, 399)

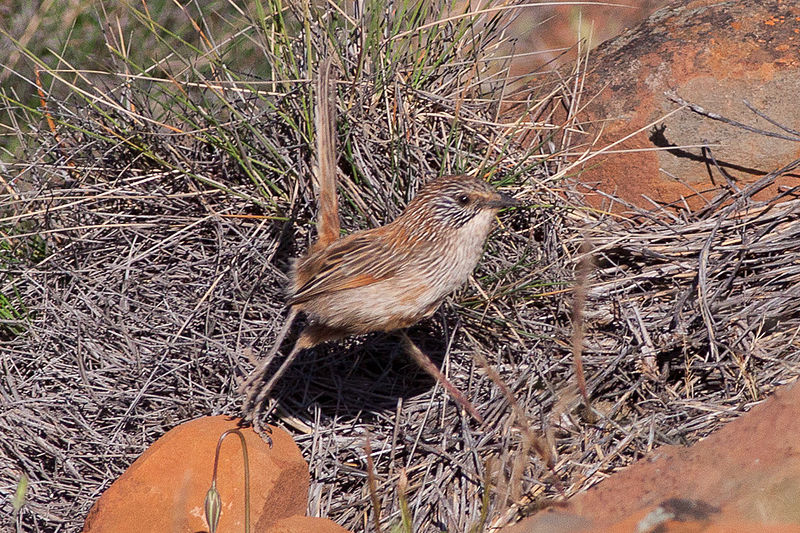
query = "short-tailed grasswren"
(241, 174, 518, 430)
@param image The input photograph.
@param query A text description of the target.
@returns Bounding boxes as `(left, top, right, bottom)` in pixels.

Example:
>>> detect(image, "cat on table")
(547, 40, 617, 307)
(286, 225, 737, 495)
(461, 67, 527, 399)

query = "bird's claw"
(252, 417, 274, 447)
(241, 377, 275, 447)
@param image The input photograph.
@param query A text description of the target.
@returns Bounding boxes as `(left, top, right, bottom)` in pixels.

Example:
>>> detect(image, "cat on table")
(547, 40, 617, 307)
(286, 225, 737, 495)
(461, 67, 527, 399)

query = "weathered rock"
(561, 0, 800, 210)
(606, 506, 800, 533)
(505, 382, 800, 532)
(266, 516, 352, 533)
(82, 415, 345, 533)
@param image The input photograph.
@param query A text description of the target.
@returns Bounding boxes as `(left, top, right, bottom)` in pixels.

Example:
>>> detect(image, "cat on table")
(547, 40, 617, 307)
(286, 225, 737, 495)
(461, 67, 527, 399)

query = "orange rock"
(82, 415, 332, 533)
(549, 0, 800, 211)
(605, 506, 800, 533)
(266, 516, 352, 533)
(505, 383, 800, 532)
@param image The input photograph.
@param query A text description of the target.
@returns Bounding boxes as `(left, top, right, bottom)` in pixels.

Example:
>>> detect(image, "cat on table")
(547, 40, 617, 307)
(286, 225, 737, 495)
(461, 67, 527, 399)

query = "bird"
(240, 174, 519, 432)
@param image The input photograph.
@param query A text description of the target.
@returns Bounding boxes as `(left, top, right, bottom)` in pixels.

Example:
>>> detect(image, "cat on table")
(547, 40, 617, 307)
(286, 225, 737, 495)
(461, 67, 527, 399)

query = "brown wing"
(288, 229, 402, 306)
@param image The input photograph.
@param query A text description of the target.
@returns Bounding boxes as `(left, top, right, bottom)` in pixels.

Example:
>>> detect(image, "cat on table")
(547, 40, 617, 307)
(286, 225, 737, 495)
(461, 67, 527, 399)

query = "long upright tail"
(241, 57, 339, 436)
(311, 56, 339, 252)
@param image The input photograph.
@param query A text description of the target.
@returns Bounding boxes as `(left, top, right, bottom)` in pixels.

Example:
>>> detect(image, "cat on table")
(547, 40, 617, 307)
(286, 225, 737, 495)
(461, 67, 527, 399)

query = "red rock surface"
(82, 415, 348, 533)
(553, 0, 800, 210)
(505, 382, 800, 532)
(266, 516, 351, 533)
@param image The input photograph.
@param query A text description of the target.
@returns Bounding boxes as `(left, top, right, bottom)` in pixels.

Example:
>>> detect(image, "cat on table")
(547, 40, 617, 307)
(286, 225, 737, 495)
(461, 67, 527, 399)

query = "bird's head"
(401, 174, 519, 231)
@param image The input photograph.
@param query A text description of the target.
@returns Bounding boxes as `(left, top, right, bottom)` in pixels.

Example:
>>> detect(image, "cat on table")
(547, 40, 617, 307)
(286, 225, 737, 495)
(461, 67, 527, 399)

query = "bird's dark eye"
(456, 193, 470, 206)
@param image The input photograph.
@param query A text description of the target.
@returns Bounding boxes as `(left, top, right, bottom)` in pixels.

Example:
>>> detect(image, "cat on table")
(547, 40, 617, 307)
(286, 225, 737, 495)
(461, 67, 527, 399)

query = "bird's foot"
(239, 374, 275, 447)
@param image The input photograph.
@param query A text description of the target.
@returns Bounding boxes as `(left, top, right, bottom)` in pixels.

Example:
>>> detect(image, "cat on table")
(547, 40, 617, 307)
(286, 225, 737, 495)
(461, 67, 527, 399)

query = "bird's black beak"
(485, 191, 520, 209)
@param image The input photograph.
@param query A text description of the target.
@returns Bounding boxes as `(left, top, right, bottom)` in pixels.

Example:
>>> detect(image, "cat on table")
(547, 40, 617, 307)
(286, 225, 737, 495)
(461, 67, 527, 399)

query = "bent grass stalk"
(205, 429, 251, 533)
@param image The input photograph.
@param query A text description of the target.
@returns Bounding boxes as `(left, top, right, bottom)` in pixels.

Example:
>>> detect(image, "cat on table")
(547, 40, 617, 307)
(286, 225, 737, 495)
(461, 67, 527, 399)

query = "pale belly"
(303, 277, 444, 333)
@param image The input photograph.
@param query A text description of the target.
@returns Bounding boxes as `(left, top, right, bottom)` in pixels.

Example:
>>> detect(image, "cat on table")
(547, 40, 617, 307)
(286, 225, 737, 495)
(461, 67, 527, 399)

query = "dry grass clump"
(2, 1, 800, 532)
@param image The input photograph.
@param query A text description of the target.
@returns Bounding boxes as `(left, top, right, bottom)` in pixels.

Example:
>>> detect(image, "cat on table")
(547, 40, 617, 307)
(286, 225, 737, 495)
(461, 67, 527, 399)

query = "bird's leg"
(400, 332, 484, 424)
(240, 308, 299, 437)
(242, 341, 307, 437)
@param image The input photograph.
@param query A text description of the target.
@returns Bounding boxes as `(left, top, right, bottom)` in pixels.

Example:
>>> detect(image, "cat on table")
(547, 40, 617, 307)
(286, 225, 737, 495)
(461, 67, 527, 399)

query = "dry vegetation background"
(4, 1, 800, 533)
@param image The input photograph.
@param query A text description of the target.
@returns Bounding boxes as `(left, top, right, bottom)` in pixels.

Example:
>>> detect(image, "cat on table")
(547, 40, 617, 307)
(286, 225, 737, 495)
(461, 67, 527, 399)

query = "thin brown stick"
(572, 239, 593, 407)
(471, 348, 556, 477)
(364, 434, 383, 533)
(400, 332, 483, 424)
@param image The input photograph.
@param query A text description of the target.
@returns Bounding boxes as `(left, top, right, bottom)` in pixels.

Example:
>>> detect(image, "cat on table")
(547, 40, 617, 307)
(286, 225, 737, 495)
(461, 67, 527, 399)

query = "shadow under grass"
(260, 319, 458, 419)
